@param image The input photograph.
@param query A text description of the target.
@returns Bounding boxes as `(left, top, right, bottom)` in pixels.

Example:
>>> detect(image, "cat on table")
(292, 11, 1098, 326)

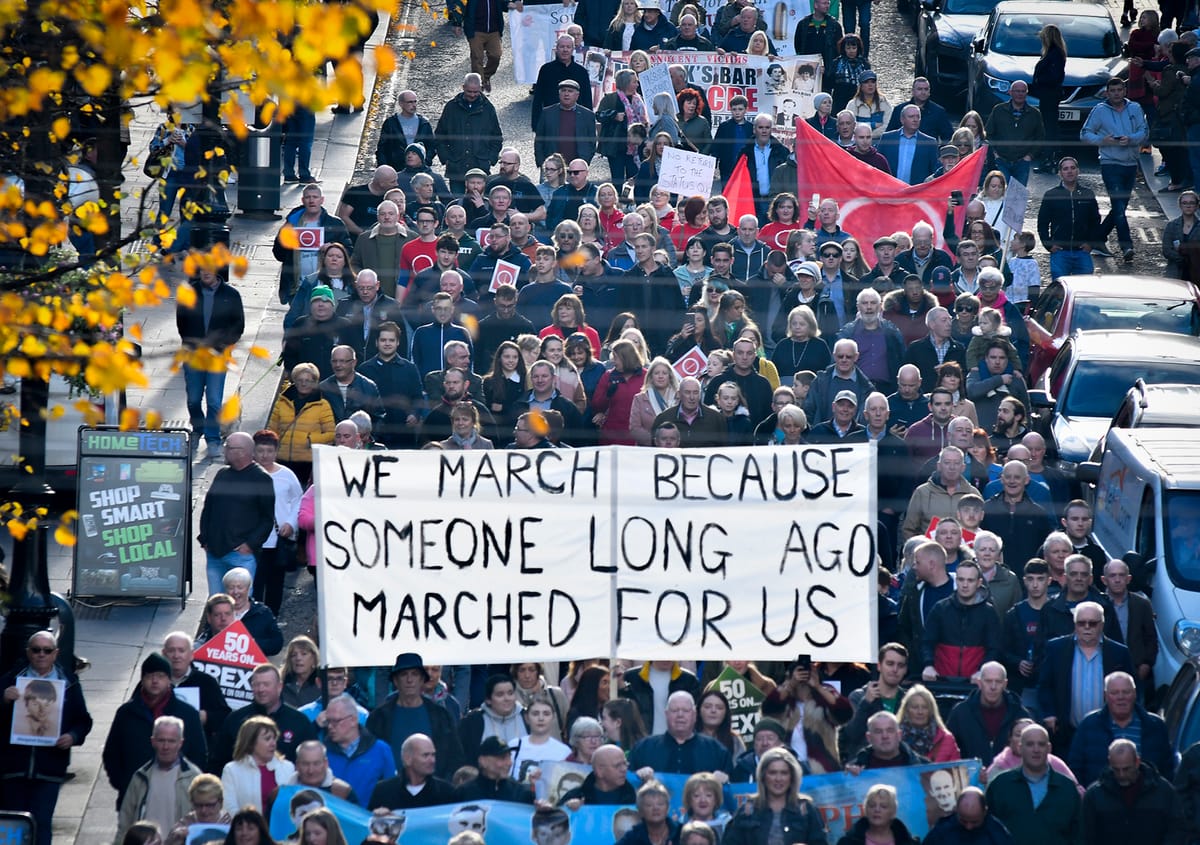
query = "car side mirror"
(1123, 551, 1156, 595)
(1075, 461, 1100, 484)
(973, 37, 984, 52)
(1028, 389, 1052, 410)
(922, 0, 939, 10)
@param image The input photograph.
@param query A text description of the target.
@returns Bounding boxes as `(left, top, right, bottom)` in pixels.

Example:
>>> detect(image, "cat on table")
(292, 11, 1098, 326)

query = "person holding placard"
(0, 631, 93, 845)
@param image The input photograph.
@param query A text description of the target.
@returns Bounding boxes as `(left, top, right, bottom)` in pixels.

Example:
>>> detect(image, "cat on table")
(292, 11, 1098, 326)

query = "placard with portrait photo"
(10, 676, 65, 747)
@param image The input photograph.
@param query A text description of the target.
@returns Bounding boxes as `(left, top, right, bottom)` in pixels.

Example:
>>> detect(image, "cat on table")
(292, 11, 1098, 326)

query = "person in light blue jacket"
(1080, 79, 1148, 262)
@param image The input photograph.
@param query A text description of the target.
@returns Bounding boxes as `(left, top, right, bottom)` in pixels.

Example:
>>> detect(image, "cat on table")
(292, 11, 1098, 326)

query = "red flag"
(723, 154, 757, 227)
(792, 118, 987, 255)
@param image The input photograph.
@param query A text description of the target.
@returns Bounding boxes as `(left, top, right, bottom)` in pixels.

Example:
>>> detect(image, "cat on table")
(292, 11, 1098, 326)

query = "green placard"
(710, 665, 766, 741)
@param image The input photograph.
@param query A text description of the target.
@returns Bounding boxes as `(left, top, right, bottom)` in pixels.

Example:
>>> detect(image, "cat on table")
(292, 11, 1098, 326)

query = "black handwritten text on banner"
(313, 445, 877, 666)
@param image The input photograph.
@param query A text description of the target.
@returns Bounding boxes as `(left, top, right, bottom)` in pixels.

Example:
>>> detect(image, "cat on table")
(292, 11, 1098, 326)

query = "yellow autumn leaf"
(376, 45, 396, 76)
(7, 519, 29, 541)
(55, 523, 77, 547)
(249, 345, 271, 359)
(177, 282, 196, 308)
(144, 410, 163, 429)
(74, 63, 112, 97)
(218, 394, 241, 425)
(52, 117, 71, 140)
(119, 407, 140, 430)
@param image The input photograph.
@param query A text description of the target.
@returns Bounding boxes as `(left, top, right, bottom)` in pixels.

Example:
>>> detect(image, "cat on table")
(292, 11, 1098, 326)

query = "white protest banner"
(314, 444, 877, 667)
(1001, 176, 1029, 234)
(672, 344, 709, 380)
(509, 5, 576, 84)
(659, 147, 717, 199)
(490, 258, 523, 293)
(192, 621, 269, 709)
(605, 52, 824, 133)
(10, 677, 64, 747)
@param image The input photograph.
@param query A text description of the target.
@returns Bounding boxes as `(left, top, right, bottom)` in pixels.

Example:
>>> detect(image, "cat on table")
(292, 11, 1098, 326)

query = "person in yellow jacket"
(267, 362, 336, 486)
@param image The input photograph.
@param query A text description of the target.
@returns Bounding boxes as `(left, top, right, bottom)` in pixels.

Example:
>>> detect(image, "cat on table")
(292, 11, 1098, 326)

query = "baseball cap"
(834, 390, 859, 405)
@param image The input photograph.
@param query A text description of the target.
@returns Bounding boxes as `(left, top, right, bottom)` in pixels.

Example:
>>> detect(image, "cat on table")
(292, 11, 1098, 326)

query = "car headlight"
(1053, 423, 1093, 464)
(1176, 621, 1200, 657)
(985, 74, 1011, 93)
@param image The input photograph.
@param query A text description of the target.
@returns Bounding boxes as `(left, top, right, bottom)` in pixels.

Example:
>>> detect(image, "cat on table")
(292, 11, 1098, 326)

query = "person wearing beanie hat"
(375, 89, 435, 171)
(730, 716, 795, 782)
(283, 279, 352, 380)
(394, 141, 452, 209)
(103, 651, 208, 807)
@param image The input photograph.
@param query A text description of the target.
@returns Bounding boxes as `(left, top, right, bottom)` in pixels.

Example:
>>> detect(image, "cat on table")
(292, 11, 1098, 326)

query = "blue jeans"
(995, 157, 1031, 187)
(183, 363, 227, 444)
(282, 106, 316, 179)
(1, 778, 61, 845)
(841, 0, 872, 53)
(1049, 248, 1093, 280)
(1188, 124, 1200, 190)
(1098, 162, 1137, 251)
(207, 549, 257, 595)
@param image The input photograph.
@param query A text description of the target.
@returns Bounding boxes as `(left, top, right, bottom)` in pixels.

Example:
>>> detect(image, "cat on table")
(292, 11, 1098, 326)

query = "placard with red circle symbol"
(477, 228, 494, 249)
(295, 226, 325, 250)
(490, 259, 522, 293)
(672, 345, 708, 381)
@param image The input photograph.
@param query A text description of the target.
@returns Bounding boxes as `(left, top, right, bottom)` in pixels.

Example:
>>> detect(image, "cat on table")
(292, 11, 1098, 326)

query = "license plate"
(1059, 108, 1080, 121)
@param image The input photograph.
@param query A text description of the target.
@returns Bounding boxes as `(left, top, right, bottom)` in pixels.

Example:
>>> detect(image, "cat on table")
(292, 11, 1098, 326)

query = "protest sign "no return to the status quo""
(313, 444, 878, 667)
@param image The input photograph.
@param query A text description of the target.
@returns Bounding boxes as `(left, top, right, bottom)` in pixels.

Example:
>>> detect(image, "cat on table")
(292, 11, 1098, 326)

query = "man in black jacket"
(163, 631, 230, 744)
(530, 36, 593, 131)
(209, 663, 317, 773)
(366, 652, 464, 779)
(358, 321, 423, 448)
(102, 652, 207, 807)
(946, 661, 1029, 763)
(375, 90, 435, 170)
(736, 114, 790, 221)
(454, 736, 535, 803)
(559, 744, 638, 805)
(368, 733, 455, 811)
(177, 266, 244, 454)
(1037, 156, 1101, 281)
(197, 431, 275, 595)
(0, 631, 93, 845)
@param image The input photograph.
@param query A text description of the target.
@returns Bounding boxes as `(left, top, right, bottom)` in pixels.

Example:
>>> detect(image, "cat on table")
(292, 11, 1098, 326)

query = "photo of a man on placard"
(10, 677, 64, 746)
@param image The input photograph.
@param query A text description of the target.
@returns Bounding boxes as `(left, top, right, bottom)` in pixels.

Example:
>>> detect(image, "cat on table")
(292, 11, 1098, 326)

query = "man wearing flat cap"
(366, 652, 464, 778)
(103, 652, 207, 807)
(534, 78, 597, 167)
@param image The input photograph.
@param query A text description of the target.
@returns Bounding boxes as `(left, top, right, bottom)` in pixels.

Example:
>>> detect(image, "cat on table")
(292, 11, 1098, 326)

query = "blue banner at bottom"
(271, 760, 981, 843)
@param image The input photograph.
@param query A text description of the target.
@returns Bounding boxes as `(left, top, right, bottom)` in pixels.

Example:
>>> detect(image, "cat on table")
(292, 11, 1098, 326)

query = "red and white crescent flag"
(490, 259, 522, 293)
(672, 345, 708, 380)
(792, 118, 987, 255)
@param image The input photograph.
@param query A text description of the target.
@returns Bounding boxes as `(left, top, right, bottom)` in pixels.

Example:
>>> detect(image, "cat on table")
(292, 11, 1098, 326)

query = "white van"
(1077, 428, 1200, 696)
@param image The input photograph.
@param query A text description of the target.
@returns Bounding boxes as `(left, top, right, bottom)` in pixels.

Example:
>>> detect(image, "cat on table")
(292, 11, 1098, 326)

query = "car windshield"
(944, 0, 998, 14)
(991, 14, 1120, 58)
(1072, 297, 1200, 335)
(1060, 360, 1200, 417)
(1166, 490, 1200, 588)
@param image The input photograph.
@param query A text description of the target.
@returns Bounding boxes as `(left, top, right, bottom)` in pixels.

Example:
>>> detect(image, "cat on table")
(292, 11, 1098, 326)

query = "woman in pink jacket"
(897, 684, 961, 762)
(590, 339, 646, 446)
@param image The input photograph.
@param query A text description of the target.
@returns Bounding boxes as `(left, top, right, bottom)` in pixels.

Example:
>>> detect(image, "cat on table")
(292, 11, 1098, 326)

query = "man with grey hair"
(653, 376, 726, 448)
(804, 338, 873, 425)
(117, 715, 201, 842)
(198, 431, 274, 592)
(1081, 738, 1183, 845)
(896, 220, 954, 287)
(282, 739, 356, 802)
(835, 109, 858, 147)
(1038, 601, 1134, 755)
(904, 304, 966, 392)
(1070, 671, 1172, 785)
(319, 344, 383, 425)
(836, 288, 905, 394)
(335, 268, 404, 364)
(163, 631, 230, 741)
(880, 104, 940, 184)
(737, 112, 789, 220)
(981, 459, 1054, 572)
(629, 691, 733, 779)
(323, 694, 396, 809)
(376, 89, 435, 170)
(531, 35, 593, 129)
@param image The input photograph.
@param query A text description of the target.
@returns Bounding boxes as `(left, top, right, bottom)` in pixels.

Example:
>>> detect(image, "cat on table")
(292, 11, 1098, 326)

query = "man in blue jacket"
(1068, 670, 1173, 786)
(880, 105, 940, 185)
(1080, 78, 1147, 262)
(324, 694, 396, 808)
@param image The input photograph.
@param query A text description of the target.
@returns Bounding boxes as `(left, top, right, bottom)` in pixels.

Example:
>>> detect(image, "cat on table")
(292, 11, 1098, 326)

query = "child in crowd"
(967, 307, 1021, 373)
(1006, 231, 1040, 311)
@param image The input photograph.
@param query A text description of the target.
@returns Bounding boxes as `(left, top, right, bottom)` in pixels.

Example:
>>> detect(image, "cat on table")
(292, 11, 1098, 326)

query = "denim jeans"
(207, 549, 257, 595)
(183, 363, 228, 444)
(1049, 248, 1093, 281)
(282, 106, 316, 179)
(995, 157, 1031, 187)
(0, 778, 61, 845)
(841, 0, 872, 53)
(1098, 162, 1138, 251)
